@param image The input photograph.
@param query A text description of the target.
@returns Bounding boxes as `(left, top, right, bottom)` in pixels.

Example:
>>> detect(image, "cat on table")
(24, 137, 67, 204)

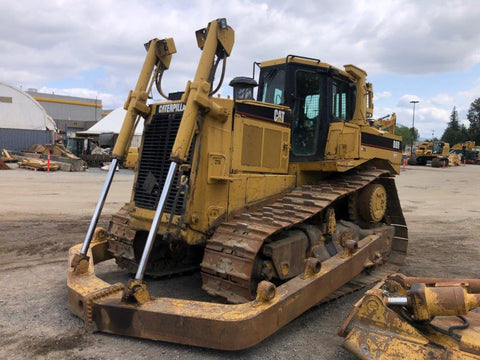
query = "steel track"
(201, 168, 408, 303)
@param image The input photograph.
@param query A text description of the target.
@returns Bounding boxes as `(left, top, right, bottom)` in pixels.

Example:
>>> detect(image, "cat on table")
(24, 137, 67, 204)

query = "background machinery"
(452, 141, 476, 152)
(0, 148, 17, 163)
(371, 113, 396, 134)
(67, 18, 407, 350)
(451, 141, 480, 164)
(408, 140, 450, 167)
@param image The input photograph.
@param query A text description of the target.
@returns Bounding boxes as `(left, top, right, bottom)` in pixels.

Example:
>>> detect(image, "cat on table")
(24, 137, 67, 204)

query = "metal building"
(0, 81, 56, 151)
(26, 89, 102, 138)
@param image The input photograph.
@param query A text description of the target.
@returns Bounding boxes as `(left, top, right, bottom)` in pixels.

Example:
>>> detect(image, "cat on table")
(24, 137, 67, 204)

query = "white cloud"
(375, 91, 392, 101)
(397, 95, 421, 108)
(382, 94, 455, 139)
(459, 77, 480, 111)
(431, 94, 455, 107)
(1, 0, 480, 139)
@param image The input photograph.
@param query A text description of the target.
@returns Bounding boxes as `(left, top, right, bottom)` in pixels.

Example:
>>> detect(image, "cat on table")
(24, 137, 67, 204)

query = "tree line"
(396, 97, 480, 147)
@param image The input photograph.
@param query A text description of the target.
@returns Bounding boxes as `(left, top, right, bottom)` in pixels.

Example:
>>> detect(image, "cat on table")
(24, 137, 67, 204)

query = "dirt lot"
(1, 164, 480, 359)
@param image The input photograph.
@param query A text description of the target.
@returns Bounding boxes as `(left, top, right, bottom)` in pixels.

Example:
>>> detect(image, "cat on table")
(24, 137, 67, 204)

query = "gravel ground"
(1, 164, 479, 359)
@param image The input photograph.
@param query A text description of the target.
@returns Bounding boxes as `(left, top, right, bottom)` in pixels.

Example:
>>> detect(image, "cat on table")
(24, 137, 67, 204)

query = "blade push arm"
(170, 18, 234, 163)
(127, 19, 234, 294)
(113, 37, 176, 160)
(72, 37, 176, 272)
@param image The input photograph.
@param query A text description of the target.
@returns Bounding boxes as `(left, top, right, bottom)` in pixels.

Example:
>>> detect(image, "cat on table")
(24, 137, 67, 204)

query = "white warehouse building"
(0, 81, 56, 150)
(78, 107, 144, 148)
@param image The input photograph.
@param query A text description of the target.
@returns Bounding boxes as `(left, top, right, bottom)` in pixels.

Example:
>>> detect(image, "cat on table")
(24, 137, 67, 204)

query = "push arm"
(113, 38, 176, 160)
(170, 18, 234, 163)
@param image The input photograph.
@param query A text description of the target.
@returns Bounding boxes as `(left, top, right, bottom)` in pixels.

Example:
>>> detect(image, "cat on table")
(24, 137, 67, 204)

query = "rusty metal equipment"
(0, 158, 10, 170)
(339, 273, 480, 359)
(67, 18, 408, 350)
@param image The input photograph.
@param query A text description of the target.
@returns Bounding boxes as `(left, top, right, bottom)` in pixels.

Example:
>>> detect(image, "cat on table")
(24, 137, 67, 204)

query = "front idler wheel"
(358, 183, 387, 223)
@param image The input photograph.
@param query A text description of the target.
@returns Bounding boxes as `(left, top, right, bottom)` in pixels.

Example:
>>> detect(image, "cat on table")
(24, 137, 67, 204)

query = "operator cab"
(257, 56, 357, 162)
(433, 142, 444, 154)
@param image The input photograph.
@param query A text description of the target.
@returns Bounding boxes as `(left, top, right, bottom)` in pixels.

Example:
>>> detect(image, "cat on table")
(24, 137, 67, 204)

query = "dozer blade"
(339, 281, 480, 360)
(68, 227, 394, 351)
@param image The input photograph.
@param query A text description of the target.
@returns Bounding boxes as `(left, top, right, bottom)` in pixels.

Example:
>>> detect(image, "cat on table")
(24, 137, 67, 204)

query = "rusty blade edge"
(67, 232, 391, 351)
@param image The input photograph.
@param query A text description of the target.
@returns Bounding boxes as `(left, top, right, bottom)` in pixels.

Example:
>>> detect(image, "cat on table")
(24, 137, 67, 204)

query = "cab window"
(291, 70, 323, 156)
(331, 79, 354, 121)
(261, 68, 286, 105)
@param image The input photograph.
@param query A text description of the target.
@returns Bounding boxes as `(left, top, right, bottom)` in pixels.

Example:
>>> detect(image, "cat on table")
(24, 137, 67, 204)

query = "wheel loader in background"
(67, 18, 407, 350)
(408, 140, 450, 167)
(451, 141, 480, 164)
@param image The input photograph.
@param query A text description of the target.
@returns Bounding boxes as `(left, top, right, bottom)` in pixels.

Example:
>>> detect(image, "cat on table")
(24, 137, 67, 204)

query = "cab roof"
(259, 55, 365, 80)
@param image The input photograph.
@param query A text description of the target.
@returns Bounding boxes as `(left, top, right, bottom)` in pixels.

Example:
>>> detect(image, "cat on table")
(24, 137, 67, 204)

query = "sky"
(1, 0, 480, 139)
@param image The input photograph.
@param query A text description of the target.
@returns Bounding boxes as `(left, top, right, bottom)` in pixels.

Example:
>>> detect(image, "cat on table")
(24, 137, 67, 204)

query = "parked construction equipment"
(451, 141, 480, 165)
(408, 141, 450, 167)
(67, 18, 407, 350)
(371, 113, 396, 134)
(452, 140, 476, 151)
(1, 148, 17, 163)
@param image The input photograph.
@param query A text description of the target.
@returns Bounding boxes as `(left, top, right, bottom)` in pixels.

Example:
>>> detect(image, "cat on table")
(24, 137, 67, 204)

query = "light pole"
(410, 100, 419, 155)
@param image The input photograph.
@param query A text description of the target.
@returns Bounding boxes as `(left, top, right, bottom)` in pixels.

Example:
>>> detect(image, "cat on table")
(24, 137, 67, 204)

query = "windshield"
(261, 68, 286, 105)
(433, 142, 444, 154)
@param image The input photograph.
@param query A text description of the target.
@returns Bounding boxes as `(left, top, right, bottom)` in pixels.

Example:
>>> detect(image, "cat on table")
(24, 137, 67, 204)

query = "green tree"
(396, 124, 418, 150)
(449, 106, 460, 131)
(441, 106, 468, 145)
(467, 97, 480, 143)
(442, 127, 468, 145)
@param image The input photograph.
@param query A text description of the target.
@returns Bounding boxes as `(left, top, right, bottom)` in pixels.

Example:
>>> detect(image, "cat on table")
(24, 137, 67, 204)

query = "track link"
(200, 168, 408, 303)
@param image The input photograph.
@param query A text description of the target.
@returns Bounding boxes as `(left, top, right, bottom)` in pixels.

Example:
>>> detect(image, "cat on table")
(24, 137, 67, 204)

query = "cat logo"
(274, 109, 285, 123)
(157, 103, 186, 113)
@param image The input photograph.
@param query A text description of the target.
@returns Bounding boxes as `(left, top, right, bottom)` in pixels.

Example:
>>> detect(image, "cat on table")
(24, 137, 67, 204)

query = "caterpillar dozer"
(339, 273, 480, 359)
(67, 18, 407, 350)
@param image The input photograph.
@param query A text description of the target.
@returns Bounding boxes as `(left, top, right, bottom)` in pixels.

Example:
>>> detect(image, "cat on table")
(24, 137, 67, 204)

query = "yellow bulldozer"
(67, 18, 407, 350)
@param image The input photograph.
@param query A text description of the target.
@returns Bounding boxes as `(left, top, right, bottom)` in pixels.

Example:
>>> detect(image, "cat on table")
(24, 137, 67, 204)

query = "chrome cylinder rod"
(135, 162, 178, 280)
(80, 158, 118, 255)
(387, 296, 409, 306)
